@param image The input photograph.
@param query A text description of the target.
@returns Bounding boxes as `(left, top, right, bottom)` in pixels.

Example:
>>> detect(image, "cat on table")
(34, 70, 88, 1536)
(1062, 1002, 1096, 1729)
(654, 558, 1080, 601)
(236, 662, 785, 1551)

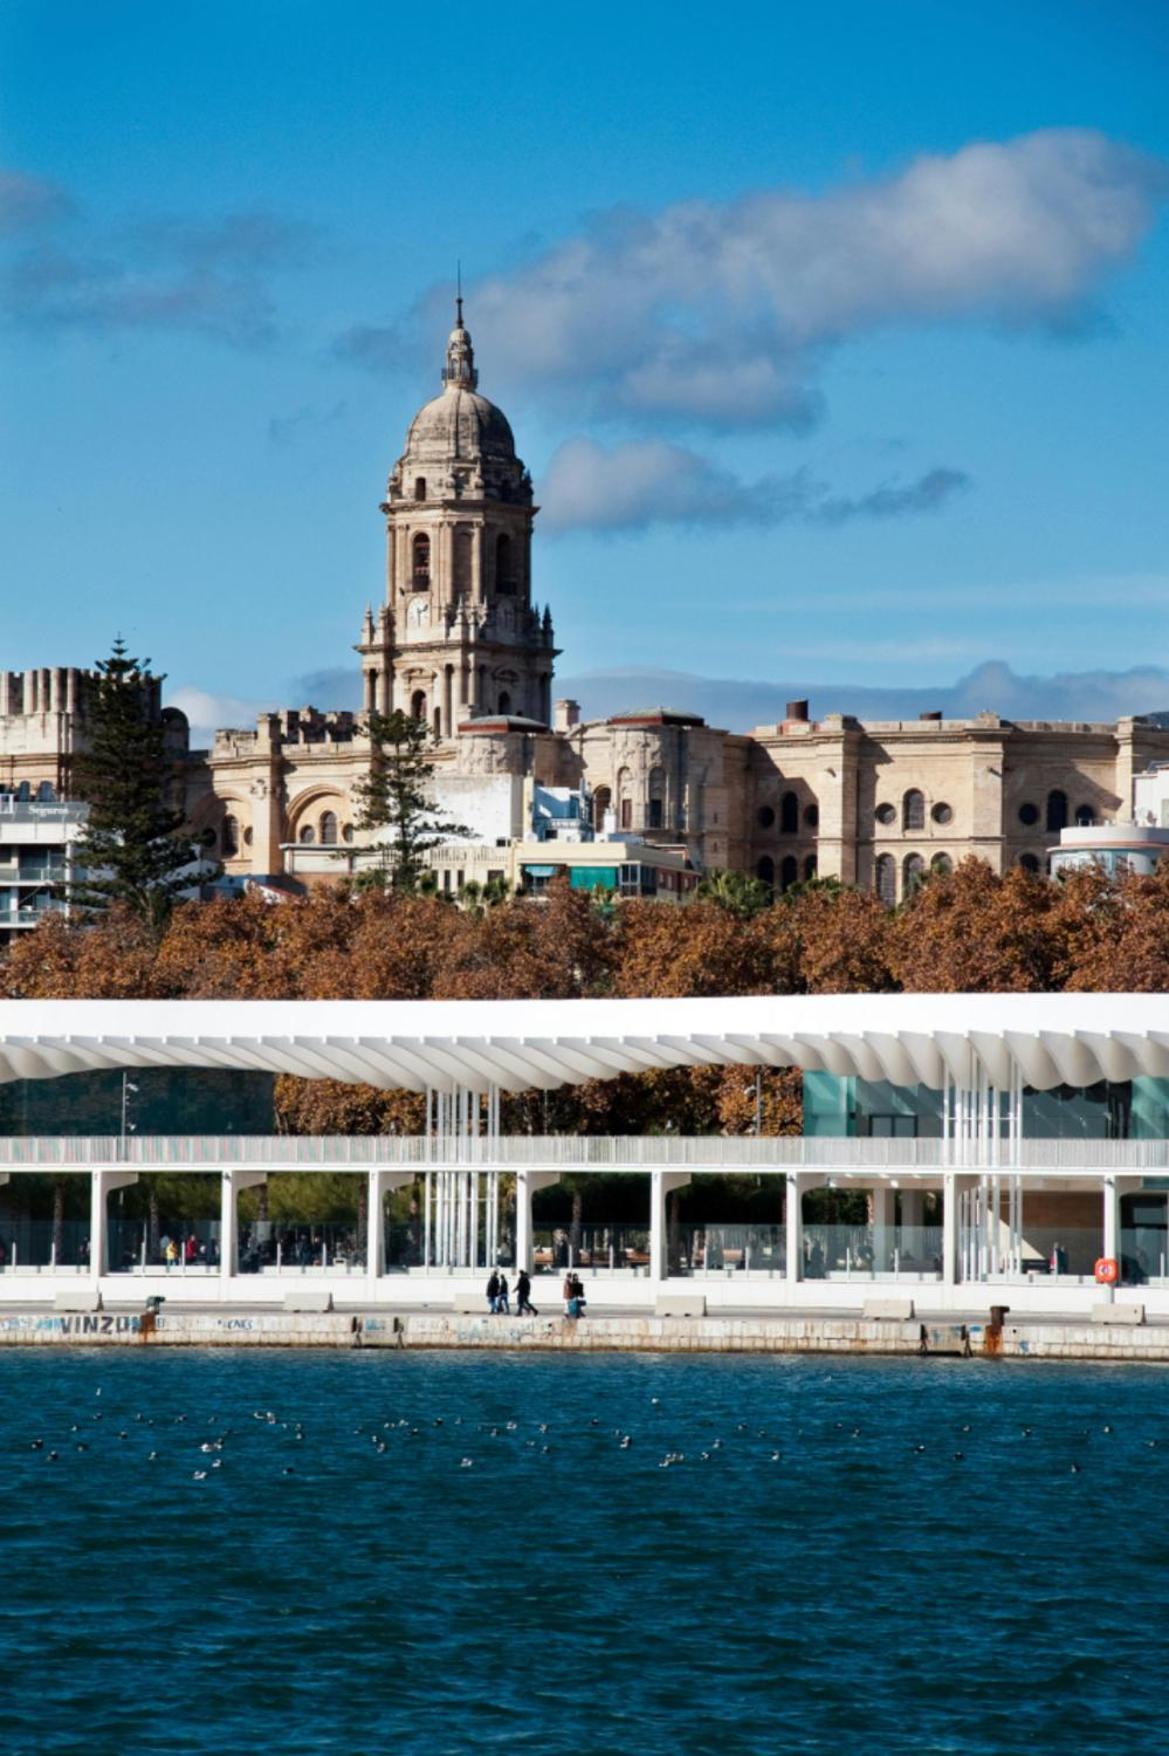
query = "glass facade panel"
(803, 1073, 1169, 1140)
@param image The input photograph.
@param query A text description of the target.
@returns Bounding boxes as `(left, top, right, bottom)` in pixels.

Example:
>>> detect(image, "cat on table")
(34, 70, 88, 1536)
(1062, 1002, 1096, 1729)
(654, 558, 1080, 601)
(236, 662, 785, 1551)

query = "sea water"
(1, 1349, 1166, 1755)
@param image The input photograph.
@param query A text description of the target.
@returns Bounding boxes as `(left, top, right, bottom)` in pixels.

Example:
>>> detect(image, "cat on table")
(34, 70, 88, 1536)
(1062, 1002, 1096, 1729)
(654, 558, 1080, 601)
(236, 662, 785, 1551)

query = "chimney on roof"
(785, 699, 809, 722)
(554, 698, 581, 731)
(919, 710, 943, 722)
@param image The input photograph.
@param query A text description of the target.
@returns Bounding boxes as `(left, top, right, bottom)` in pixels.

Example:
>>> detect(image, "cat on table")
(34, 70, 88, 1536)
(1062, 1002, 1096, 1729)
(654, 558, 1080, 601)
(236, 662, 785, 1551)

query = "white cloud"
(1, 166, 317, 347)
(540, 437, 968, 533)
(168, 687, 272, 744)
(344, 129, 1165, 430)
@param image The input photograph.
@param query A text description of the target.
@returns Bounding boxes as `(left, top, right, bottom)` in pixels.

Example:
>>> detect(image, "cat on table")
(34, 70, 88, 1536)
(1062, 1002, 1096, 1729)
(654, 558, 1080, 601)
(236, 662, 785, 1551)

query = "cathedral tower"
(357, 304, 558, 734)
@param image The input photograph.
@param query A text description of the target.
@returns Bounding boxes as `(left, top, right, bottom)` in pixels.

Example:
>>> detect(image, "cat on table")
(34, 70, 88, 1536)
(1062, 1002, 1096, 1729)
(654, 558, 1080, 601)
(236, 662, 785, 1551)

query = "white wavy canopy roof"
(0, 994, 1166, 1094)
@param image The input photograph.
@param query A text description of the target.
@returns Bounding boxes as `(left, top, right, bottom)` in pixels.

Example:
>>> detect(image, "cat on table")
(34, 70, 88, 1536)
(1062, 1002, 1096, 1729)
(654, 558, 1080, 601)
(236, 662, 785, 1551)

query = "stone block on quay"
(1091, 1302, 1145, 1326)
(53, 1290, 101, 1312)
(283, 1290, 334, 1313)
(861, 1298, 915, 1321)
(654, 1292, 707, 1317)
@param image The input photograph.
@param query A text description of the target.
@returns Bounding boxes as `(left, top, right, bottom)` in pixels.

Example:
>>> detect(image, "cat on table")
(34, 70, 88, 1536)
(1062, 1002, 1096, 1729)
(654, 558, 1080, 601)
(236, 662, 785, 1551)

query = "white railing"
(1, 1135, 1169, 1171)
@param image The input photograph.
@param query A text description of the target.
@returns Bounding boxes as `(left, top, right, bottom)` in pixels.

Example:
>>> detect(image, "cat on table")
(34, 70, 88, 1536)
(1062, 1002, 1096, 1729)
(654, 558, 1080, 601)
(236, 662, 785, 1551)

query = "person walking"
(563, 1271, 577, 1317)
(486, 1270, 501, 1313)
(570, 1271, 587, 1316)
(516, 1269, 537, 1315)
(497, 1271, 510, 1315)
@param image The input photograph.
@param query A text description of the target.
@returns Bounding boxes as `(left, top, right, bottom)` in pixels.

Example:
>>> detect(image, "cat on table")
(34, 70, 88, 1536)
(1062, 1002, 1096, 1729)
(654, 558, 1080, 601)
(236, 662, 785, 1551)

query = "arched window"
(1075, 804, 1096, 827)
(495, 533, 513, 594)
(319, 811, 338, 846)
(454, 527, 473, 593)
(904, 852, 926, 895)
(498, 691, 511, 717)
(758, 804, 775, 830)
(1019, 852, 1041, 874)
(299, 824, 315, 845)
(648, 766, 664, 831)
(412, 533, 430, 588)
(931, 853, 952, 877)
(804, 854, 818, 881)
(15, 782, 29, 802)
(780, 791, 799, 835)
(342, 824, 354, 844)
(804, 801, 819, 829)
(414, 477, 427, 501)
(903, 789, 925, 831)
(36, 781, 55, 802)
(780, 855, 799, 892)
(875, 853, 896, 907)
(617, 767, 632, 831)
(410, 689, 427, 723)
(222, 813, 240, 858)
(757, 856, 775, 887)
(592, 785, 612, 832)
(1046, 789, 1068, 833)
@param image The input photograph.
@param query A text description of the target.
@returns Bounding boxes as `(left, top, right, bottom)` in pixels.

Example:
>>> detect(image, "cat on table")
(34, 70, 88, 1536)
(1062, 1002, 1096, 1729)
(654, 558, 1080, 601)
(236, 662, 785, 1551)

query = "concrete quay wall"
(2, 1307, 1169, 1361)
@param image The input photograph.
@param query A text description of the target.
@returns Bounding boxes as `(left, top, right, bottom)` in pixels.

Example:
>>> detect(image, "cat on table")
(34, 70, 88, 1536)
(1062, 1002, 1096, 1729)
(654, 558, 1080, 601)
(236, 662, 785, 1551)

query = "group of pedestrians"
(486, 1269, 537, 1315)
(484, 1267, 588, 1319)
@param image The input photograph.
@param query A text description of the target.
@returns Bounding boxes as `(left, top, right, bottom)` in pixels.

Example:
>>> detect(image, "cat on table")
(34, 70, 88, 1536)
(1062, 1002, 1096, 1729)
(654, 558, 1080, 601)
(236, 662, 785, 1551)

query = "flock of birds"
(16, 1384, 1161, 1481)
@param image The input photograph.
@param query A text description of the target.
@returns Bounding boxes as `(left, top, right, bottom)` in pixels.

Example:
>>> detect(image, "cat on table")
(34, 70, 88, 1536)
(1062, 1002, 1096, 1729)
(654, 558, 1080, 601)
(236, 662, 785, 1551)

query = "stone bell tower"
(356, 302, 558, 734)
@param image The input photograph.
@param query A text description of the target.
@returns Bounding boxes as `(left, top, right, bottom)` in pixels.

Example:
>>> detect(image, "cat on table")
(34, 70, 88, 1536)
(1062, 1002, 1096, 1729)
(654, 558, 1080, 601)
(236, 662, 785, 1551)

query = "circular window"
(931, 802, 953, 825)
(875, 803, 896, 826)
(757, 805, 775, 830)
(1018, 802, 1039, 827)
(804, 803, 819, 829)
(299, 825, 315, 845)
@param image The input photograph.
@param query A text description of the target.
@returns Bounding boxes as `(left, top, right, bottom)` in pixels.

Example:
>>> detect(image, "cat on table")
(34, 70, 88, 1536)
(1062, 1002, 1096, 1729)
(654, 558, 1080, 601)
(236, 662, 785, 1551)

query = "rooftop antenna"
(456, 260, 463, 326)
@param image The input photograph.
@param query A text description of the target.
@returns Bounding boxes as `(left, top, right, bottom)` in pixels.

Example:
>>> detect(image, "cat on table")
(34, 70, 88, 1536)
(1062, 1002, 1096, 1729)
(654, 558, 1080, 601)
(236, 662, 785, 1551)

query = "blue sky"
(2, 0, 1167, 735)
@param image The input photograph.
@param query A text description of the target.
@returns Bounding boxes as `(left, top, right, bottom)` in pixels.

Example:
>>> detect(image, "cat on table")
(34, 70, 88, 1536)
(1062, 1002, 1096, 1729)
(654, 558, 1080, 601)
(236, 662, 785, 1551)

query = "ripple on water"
(1, 1350, 1168, 1754)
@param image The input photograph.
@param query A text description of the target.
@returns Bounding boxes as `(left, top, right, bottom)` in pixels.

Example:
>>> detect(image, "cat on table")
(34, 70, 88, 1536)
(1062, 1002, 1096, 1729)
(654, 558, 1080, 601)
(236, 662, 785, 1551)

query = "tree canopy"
(68, 640, 202, 930)
(352, 709, 468, 891)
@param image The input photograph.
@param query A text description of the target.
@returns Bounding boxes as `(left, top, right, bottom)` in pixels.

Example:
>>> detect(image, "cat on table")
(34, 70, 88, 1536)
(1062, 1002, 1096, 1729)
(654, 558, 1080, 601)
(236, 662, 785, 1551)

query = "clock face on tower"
(406, 597, 430, 632)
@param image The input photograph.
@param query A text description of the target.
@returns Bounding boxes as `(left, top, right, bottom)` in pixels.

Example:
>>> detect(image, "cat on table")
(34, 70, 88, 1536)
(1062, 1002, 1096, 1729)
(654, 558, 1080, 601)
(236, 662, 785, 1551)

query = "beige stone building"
(9, 314, 1169, 904)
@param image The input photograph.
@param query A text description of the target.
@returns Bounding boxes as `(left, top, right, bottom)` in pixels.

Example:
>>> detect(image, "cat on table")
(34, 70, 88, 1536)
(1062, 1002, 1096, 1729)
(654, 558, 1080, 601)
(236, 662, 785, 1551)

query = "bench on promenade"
(655, 1292, 706, 1317)
(283, 1290, 334, 1313)
(1092, 1303, 1144, 1326)
(861, 1298, 915, 1321)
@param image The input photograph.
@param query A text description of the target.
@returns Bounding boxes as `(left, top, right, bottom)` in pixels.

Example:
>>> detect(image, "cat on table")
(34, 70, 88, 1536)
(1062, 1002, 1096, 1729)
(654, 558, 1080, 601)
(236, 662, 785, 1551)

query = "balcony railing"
(2, 1135, 1169, 1171)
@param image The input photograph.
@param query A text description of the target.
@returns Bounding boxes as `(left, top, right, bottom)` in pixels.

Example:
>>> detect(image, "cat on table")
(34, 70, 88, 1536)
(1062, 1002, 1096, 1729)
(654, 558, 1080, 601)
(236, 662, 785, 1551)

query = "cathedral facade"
(8, 312, 1169, 904)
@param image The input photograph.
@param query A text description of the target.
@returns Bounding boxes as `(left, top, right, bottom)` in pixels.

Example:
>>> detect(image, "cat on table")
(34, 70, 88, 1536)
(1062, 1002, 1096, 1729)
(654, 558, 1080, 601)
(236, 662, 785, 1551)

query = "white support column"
(650, 1171, 691, 1282)
(516, 1171, 560, 1273)
(220, 1170, 267, 1279)
(1103, 1174, 1119, 1263)
(90, 1170, 138, 1278)
(785, 1173, 804, 1284)
(366, 1170, 415, 1279)
(942, 1172, 960, 1287)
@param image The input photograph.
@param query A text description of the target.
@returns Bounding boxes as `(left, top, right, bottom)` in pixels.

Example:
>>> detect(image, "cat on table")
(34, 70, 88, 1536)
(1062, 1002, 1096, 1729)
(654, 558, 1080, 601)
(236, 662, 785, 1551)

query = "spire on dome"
(442, 281, 478, 390)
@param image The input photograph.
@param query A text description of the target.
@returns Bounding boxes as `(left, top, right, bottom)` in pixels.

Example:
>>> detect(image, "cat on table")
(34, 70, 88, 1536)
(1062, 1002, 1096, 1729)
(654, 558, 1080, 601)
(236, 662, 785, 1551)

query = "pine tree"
(351, 708, 469, 892)
(67, 640, 199, 928)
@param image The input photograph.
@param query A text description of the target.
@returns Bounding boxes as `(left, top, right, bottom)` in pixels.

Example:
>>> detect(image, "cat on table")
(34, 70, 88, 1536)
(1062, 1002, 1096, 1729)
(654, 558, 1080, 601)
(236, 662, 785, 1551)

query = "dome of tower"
(387, 306, 529, 504)
(403, 380, 518, 469)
